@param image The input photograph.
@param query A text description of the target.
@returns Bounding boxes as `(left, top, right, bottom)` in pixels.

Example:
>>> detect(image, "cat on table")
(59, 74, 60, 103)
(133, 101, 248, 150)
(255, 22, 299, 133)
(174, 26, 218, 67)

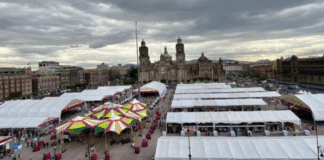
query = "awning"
(155, 136, 323, 160)
(166, 111, 300, 125)
(171, 99, 267, 108)
(175, 87, 265, 94)
(173, 91, 281, 100)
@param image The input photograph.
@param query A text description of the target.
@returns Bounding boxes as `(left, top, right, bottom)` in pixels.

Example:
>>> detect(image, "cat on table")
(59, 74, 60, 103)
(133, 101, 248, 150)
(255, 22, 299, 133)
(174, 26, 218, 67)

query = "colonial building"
(85, 69, 99, 87)
(0, 67, 32, 100)
(276, 55, 324, 85)
(32, 74, 60, 95)
(139, 37, 225, 82)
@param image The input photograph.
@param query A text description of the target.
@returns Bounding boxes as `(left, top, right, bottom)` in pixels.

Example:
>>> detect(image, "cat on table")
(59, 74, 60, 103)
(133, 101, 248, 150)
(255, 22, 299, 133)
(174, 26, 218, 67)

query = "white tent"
(173, 91, 281, 100)
(155, 136, 324, 160)
(166, 111, 300, 125)
(175, 87, 265, 94)
(176, 83, 231, 90)
(136, 81, 167, 96)
(171, 99, 267, 108)
(0, 97, 80, 119)
(294, 94, 324, 121)
(0, 117, 49, 129)
(97, 85, 132, 92)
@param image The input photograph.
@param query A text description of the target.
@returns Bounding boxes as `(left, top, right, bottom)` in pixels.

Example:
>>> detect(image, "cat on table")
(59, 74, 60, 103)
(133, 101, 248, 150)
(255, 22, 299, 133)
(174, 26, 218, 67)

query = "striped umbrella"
(124, 99, 148, 112)
(56, 116, 103, 134)
(95, 116, 133, 134)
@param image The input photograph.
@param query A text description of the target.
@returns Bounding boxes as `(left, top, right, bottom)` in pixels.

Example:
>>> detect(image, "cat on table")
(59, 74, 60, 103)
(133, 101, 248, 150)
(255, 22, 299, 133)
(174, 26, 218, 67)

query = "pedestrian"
(46, 142, 49, 148)
(53, 146, 56, 153)
(18, 153, 21, 160)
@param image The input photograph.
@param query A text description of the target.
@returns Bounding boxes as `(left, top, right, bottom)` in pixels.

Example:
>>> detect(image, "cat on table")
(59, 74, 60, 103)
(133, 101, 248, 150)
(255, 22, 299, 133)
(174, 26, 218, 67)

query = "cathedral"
(139, 37, 225, 82)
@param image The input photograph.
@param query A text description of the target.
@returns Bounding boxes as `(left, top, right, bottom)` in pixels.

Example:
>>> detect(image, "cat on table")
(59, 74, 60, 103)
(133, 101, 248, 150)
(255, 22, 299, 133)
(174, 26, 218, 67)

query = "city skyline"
(0, 0, 324, 70)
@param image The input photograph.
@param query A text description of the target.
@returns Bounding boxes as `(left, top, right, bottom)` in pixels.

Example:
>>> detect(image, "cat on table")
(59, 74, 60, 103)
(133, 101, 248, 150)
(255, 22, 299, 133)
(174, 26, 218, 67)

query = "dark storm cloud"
(0, 0, 324, 69)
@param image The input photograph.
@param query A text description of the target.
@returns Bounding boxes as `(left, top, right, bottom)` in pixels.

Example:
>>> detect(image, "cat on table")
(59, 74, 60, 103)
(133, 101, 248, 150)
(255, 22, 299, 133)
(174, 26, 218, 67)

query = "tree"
(160, 79, 167, 83)
(10, 92, 22, 99)
(128, 66, 138, 81)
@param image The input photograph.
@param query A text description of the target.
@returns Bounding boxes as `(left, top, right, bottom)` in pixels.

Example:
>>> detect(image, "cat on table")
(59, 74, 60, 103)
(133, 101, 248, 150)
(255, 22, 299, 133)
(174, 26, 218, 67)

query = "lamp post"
(135, 21, 141, 101)
(315, 119, 320, 160)
(187, 128, 192, 160)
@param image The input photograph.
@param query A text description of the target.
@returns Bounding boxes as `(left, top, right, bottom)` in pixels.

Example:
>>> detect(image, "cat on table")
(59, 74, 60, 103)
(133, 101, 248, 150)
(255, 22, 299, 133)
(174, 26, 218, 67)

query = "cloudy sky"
(1, 0, 324, 70)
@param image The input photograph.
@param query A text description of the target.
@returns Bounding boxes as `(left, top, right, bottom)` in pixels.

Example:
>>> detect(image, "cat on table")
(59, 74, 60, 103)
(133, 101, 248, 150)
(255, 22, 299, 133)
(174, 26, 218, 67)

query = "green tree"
(128, 66, 138, 81)
(10, 92, 22, 99)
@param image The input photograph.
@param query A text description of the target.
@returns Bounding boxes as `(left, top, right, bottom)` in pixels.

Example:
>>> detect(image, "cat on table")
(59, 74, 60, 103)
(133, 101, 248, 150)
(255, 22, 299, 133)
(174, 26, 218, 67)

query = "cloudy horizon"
(1, 0, 324, 70)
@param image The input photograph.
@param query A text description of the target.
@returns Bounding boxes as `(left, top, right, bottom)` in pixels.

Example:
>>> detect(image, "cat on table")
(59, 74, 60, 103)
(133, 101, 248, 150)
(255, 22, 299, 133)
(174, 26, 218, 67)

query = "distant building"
(96, 63, 109, 86)
(276, 55, 324, 85)
(0, 67, 32, 100)
(85, 69, 99, 87)
(32, 74, 60, 95)
(139, 37, 225, 82)
(223, 61, 243, 73)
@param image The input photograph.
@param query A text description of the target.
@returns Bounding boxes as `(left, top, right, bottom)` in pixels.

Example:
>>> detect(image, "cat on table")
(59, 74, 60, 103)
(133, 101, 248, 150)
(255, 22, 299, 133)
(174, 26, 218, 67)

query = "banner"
(182, 126, 198, 132)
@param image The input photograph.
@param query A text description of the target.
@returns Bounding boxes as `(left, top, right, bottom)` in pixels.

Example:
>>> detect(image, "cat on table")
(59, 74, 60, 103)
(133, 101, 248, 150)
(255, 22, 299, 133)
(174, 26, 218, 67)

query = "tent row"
(133, 81, 167, 96)
(61, 85, 132, 101)
(175, 87, 265, 94)
(0, 117, 51, 129)
(166, 111, 301, 125)
(0, 97, 84, 119)
(155, 136, 324, 160)
(173, 91, 281, 100)
(176, 83, 231, 90)
(171, 99, 267, 108)
(281, 93, 324, 121)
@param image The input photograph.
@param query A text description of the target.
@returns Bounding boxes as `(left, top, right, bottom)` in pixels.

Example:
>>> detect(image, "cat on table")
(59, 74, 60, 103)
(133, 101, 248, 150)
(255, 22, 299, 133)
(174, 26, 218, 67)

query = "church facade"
(139, 37, 225, 82)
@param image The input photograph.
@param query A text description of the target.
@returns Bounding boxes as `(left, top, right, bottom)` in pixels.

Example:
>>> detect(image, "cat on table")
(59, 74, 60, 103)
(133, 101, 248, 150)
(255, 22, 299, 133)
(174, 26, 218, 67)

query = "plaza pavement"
(3, 86, 324, 160)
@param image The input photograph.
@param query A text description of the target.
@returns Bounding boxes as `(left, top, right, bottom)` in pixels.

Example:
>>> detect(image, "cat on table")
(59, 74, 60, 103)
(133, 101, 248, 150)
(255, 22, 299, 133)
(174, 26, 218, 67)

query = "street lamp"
(135, 21, 141, 101)
(187, 128, 192, 160)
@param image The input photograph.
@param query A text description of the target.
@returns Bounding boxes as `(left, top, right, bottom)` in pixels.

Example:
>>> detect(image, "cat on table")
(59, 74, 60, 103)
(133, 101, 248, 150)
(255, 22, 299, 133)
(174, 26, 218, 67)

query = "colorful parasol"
(90, 103, 143, 120)
(124, 99, 147, 112)
(95, 116, 133, 134)
(56, 116, 103, 134)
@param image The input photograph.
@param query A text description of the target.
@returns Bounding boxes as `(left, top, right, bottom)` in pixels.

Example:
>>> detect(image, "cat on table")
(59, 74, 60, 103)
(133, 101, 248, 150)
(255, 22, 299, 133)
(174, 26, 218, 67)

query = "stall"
(155, 136, 324, 160)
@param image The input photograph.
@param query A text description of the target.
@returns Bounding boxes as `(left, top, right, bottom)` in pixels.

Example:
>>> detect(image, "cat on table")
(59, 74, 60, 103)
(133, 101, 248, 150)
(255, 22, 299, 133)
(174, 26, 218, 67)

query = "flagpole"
(135, 21, 141, 101)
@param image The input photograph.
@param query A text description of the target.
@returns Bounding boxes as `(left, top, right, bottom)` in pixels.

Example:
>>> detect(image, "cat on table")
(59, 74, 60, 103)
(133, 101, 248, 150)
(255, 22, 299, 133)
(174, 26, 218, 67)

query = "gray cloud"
(0, 0, 324, 69)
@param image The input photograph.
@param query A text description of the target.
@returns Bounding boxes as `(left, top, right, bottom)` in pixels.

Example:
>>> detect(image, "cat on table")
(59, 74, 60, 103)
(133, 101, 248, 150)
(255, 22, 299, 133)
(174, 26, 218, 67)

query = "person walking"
(53, 146, 56, 153)
(18, 153, 21, 160)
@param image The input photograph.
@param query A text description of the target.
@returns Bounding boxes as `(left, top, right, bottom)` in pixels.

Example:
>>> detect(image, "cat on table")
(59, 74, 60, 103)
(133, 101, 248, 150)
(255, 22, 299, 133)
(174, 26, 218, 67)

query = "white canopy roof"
(61, 86, 132, 101)
(166, 111, 300, 125)
(137, 81, 167, 95)
(0, 97, 78, 119)
(177, 83, 231, 90)
(0, 117, 49, 128)
(175, 87, 265, 94)
(294, 94, 324, 121)
(155, 136, 324, 160)
(97, 85, 132, 93)
(173, 91, 281, 100)
(171, 99, 267, 108)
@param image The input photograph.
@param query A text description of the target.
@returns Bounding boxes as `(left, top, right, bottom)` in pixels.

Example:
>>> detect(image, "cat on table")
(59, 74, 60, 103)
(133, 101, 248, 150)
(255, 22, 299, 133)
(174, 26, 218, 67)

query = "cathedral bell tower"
(139, 39, 150, 67)
(176, 36, 185, 65)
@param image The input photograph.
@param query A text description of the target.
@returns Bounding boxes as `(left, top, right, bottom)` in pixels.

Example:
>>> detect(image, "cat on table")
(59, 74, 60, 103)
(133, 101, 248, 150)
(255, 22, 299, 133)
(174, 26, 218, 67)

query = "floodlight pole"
(187, 128, 192, 160)
(315, 119, 319, 160)
(135, 21, 142, 101)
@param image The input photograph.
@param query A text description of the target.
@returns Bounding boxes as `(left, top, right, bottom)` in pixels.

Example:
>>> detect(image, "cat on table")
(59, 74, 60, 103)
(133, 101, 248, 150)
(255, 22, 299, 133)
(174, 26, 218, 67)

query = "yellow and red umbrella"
(123, 99, 148, 117)
(56, 116, 103, 134)
(95, 116, 134, 134)
(90, 103, 143, 120)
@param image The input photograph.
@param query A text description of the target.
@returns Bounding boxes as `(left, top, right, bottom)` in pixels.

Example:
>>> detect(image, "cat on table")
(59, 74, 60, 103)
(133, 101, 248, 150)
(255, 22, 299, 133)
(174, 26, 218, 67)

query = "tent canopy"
(171, 99, 267, 108)
(0, 97, 82, 119)
(155, 136, 323, 160)
(166, 111, 301, 125)
(136, 81, 167, 96)
(175, 87, 265, 94)
(176, 83, 231, 90)
(0, 117, 50, 129)
(173, 91, 281, 100)
(282, 93, 324, 121)
(61, 85, 132, 101)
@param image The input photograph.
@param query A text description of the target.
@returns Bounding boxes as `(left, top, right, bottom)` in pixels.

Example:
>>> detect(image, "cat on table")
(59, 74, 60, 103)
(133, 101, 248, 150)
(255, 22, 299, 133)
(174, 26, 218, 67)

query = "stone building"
(96, 63, 109, 86)
(85, 69, 99, 87)
(276, 55, 324, 85)
(0, 67, 32, 100)
(139, 37, 225, 82)
(32, 74, 60, 95)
